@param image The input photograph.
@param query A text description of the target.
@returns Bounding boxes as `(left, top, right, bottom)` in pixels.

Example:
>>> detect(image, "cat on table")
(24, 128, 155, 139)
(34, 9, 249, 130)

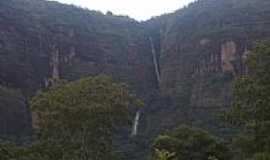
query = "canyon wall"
(141, 0, 270, 138)
(1, 0, 270, 158)
(0, 0, 157, 138)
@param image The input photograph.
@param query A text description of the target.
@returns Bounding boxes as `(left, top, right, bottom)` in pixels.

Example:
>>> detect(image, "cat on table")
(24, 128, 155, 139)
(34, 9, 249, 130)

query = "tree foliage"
(227, 41, 270, 159)
(152, 125, 230, 160)
(0, 76, 143, 160)
(154, 149, 175, 160)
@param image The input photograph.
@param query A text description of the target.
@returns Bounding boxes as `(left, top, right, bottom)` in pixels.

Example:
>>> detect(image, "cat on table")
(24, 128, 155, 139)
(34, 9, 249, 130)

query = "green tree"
(0, 140, 51, 160)
(252, 152, 270, 160)
(227, 41, 270, 159)
(1, 75, 143, 160)
(0, 142, 13, 160)
(152, 125, 230, 160)
(154, 149, 175, 160)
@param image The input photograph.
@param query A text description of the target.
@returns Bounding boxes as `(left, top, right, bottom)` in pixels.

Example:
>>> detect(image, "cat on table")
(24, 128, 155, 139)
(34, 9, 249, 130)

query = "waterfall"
(131, 110, 141, 136)
(149, 37, 161, 84)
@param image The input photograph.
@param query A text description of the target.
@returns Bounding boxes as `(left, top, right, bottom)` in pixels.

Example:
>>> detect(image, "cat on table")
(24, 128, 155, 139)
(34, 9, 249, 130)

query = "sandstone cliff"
(143, 0, 270, 133)
(1, 0, 270, 159)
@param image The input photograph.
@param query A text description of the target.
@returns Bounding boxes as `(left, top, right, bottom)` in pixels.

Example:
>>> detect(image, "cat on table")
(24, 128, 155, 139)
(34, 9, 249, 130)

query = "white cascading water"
(149, 37, 161, 84)
(131, 110, 141, 136)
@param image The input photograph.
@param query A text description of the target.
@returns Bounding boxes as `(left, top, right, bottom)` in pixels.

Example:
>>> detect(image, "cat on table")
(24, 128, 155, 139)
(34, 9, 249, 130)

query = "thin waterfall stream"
(149, 37, 161, 84)
(130, 38, 159, 137)
(131, 110, 141, 136)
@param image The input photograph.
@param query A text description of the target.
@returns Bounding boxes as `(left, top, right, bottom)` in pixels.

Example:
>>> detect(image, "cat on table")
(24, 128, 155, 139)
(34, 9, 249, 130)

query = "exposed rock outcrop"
(0, 0, 157, 141)
(143, 0, 270, 146)
(50, 45, 60, 80)
(221, 41, 237, 74)
(1, 0, 270, 159)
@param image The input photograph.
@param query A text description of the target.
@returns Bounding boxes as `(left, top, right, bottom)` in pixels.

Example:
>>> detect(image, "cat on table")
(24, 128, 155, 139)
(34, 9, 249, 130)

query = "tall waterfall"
(131, 110, 141, 136)
(149, 37, 161, 84)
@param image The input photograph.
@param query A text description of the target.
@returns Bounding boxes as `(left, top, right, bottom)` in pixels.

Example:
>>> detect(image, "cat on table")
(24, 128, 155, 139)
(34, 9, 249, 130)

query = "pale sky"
(53, 0, 196, 21)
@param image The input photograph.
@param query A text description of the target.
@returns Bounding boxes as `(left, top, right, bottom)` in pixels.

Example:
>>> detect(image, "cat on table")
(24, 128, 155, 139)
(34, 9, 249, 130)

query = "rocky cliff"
(1, 0, 270, 158)
(0, 0, 157, 139)
(143, 0, 270, 133)
(0, 0, 157, 95)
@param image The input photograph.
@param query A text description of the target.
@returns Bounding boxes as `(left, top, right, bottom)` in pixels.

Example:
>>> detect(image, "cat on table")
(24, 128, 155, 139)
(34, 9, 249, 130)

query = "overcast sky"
(54, 0, 195, 21)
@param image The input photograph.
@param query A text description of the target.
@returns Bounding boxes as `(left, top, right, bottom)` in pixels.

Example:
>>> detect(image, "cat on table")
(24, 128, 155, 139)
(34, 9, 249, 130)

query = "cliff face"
(0, 0, 157, 138)
(149, 0, 270, 107)
(0, 0, 157, 95)
(138, 0, 270, 144)
(1, 0, 270, 157)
